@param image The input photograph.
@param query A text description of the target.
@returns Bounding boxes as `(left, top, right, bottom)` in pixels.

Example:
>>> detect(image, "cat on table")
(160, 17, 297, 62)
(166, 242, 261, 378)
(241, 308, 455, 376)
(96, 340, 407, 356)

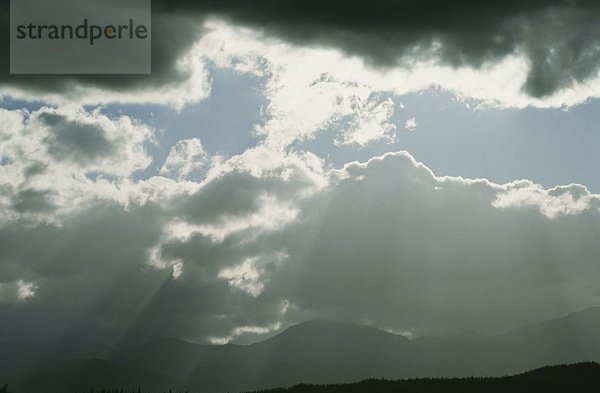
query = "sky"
(1, 1, 600, 349)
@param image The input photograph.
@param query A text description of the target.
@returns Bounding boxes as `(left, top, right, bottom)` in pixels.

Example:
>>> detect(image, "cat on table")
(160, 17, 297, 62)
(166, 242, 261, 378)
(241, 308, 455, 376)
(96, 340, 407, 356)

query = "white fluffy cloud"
(160, 138, 208, 180)
(493, 182, 598, 219)
(218, 252, 288, 298)
(0, 106, 154, 223)
(0, 279, 37, 302)
(405, 117, 418, 132)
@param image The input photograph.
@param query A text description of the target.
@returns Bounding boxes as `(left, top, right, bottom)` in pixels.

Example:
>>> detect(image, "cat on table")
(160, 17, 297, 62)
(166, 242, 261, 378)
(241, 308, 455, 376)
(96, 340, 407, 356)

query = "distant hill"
(405, 306, 600, 377)
(246, 362, 600, 393)
(15, 359, 176, 393)
(9, 307, 600, 393)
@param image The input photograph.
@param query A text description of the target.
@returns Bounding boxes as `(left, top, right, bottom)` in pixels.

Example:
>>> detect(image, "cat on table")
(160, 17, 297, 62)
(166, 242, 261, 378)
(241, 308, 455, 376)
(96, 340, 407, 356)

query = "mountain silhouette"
(248, 362, 600, 393)
(9, 307, 600, 393)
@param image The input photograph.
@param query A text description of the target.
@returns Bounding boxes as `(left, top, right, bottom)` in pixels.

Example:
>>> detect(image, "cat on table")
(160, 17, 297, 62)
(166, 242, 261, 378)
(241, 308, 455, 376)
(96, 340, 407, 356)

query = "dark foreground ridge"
(2, 362, 599, 393)
(246, 362, 600, 393)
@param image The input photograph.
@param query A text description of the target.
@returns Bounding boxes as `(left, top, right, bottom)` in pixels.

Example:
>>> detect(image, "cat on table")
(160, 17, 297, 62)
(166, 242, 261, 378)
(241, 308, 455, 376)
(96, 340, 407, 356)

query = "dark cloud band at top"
(178, 0, 600, 97)
(2, 1, 600, 100)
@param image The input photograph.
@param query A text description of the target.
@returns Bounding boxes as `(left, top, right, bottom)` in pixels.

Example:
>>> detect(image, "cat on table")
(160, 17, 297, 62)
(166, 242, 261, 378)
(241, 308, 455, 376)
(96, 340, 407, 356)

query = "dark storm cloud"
(0, 2, 203, 96)
(167, 0, 600, 97)
(3, 1, 600, 98)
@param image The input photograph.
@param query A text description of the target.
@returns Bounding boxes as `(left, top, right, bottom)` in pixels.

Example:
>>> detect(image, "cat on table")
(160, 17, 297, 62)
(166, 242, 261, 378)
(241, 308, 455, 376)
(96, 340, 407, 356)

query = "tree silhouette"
(0, 384, 11, 393)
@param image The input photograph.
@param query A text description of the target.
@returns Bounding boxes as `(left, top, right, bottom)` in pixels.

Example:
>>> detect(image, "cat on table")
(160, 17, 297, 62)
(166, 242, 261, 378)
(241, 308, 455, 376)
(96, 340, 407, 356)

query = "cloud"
(151, 150, 600, 341)
(0, 134, 329, 345)
(160, 138, 208, 180)
(0, 106, 154, 223)
(334, 97, 396, 146)
(3, 1, 600, 108)
(218, 252, 287, 298)
(260, 152, 600, 336)
(39, 112, 119, 165)
(11, 189, 57, 214)
(3, 145, 600, 346)
(0, 4, 210, 108)
(0, 201, 171, 347)
(2, 107, 152, 176)
(188, 19, 600, 161)
(2, 91, 600, 347)
(16, 280, 37, 301)
(493, 182, 596, 218)
(0, 279, 37, 302)
(405, 117, 418, 132)
(158, 0, 600, 99)
(170, 151, 600, 338)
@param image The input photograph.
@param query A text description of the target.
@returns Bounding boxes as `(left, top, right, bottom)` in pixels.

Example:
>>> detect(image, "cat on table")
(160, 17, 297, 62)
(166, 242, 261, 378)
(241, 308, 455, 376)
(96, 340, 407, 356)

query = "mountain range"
(6, 307, 600, 393)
